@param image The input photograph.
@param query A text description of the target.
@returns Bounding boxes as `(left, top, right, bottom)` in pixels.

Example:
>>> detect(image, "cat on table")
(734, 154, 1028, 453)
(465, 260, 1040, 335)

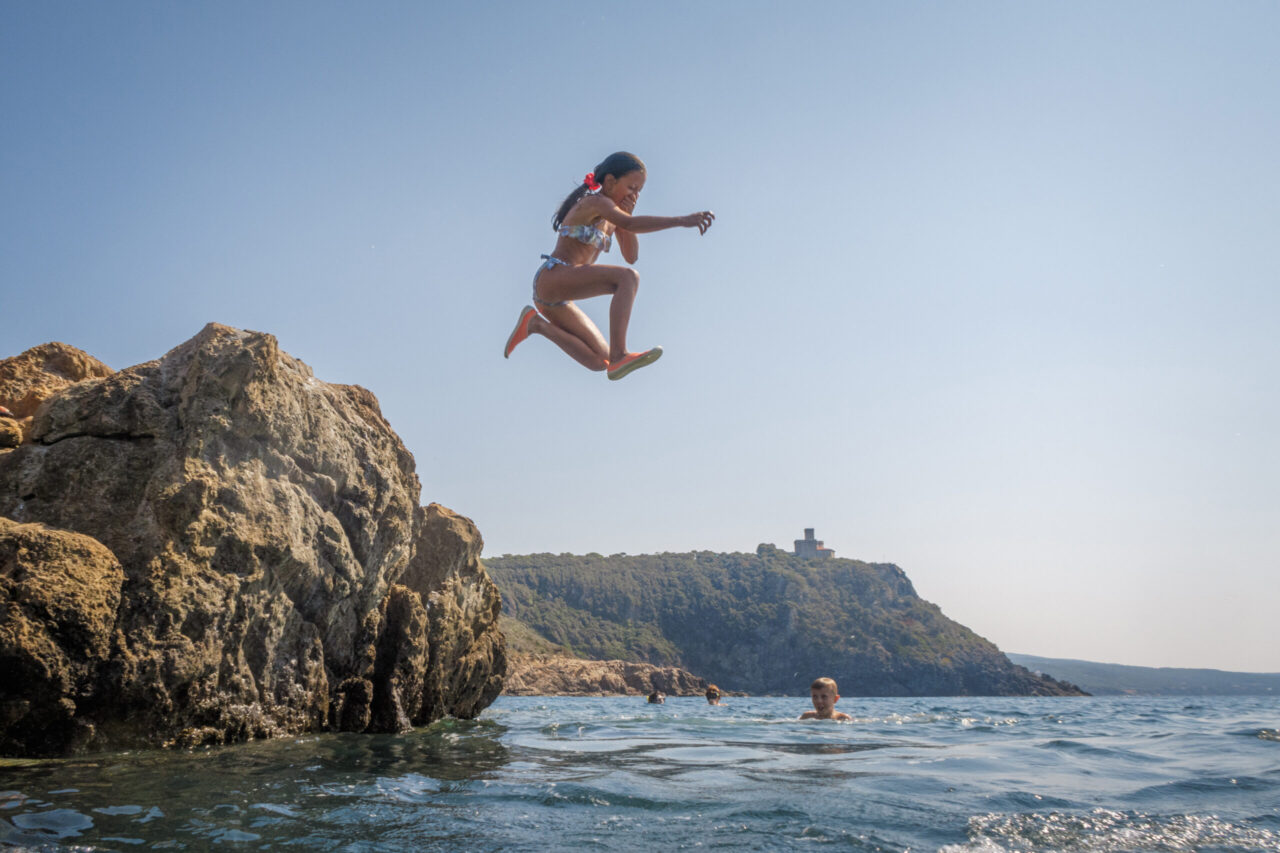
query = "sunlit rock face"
(503, 653, 708, 697)
(0, 342, 114, 447)
(0, 323, 504, 756)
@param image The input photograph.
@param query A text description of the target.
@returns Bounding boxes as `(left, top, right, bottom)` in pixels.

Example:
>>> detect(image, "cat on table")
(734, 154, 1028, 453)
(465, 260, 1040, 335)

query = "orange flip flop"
(607, 346, 663, 381)
(504, 305, 539, 359)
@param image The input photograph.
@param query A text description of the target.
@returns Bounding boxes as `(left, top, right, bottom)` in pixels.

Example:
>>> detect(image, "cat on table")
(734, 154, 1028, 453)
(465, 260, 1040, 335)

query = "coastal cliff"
(0, 325, 505, 756)
(488, 551, 1085, 697)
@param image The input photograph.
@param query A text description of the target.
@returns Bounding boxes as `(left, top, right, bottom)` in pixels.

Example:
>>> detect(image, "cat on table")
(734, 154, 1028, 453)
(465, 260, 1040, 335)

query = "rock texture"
(0, 324, 505, 756)
(0, 519, 124, 754)
(504, 653, 707, 696)
(0, 417, 19, 450)
(0, 343, 113, 446)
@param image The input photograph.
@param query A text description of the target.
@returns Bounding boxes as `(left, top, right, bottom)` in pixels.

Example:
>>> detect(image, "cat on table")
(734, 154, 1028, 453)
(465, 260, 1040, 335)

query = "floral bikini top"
(558, 223, 612, 252)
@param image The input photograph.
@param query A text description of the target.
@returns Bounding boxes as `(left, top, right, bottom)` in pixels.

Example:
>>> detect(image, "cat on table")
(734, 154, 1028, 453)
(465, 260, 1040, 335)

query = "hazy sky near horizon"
(4, 2, 1277, 672)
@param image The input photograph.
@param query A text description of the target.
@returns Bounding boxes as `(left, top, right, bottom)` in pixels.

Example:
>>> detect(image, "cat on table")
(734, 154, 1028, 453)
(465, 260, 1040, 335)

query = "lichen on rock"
(0, 323, 505, 756)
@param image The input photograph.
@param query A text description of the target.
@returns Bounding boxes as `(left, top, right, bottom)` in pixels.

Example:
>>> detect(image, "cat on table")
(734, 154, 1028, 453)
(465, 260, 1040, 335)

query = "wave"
(944, 808, 1280, 852)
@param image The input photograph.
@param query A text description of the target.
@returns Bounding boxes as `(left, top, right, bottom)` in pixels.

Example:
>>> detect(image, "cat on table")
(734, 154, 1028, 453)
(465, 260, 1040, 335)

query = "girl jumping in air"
(503, 152, 715, 380)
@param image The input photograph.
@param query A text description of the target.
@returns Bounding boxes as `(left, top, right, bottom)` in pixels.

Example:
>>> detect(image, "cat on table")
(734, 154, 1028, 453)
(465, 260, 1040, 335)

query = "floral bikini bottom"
(532, 254, 570, 308)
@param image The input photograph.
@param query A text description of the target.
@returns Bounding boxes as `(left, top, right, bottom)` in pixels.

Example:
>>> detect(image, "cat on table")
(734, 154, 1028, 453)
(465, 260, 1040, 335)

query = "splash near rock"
(0, 323, 505, 756)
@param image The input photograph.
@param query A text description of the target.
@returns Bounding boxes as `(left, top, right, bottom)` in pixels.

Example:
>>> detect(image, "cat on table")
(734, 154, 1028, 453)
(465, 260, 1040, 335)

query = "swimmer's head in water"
(809, 677, 841, 717)
(811, 677, 838, 694)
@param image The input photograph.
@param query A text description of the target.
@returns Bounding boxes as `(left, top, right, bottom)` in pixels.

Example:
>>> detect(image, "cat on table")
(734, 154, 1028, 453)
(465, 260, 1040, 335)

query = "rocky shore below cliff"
(0, 324, 506, 756)
(503, 653, 709, 697)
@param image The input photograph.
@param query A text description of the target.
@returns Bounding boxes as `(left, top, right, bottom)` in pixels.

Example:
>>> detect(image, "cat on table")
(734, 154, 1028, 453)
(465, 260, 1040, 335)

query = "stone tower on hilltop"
(793, 528, 834, 559)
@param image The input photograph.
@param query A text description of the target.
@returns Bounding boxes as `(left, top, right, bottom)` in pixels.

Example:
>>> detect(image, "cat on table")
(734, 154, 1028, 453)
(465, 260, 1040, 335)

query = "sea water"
(1, 695, 1277, 851)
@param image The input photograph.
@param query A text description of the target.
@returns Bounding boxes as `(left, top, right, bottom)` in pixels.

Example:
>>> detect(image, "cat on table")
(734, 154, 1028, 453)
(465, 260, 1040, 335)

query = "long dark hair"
(552, 151, 646, 231)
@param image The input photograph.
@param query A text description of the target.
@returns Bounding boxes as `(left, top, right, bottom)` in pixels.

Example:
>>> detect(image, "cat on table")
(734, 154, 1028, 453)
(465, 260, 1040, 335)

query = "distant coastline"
(1007, 654, 1280, 696)
(487, 550, 1086, 697)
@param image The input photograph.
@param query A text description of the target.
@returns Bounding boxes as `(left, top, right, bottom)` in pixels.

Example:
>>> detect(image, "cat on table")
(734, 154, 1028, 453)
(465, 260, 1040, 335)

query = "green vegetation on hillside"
(487, 547, 1081, 697)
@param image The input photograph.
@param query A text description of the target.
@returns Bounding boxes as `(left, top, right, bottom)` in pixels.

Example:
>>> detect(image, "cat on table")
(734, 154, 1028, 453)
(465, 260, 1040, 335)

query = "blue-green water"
(2, 695, 1278, 851)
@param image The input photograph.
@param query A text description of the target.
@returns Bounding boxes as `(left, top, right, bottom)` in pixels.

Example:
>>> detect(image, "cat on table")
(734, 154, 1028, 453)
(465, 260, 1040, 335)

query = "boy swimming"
(799, 677, 851, 721)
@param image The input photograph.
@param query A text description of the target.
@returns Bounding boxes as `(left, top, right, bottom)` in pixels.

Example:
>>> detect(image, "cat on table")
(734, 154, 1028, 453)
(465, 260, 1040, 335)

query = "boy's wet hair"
(810, 677, 839, 693)
(552, 151, 647, 230)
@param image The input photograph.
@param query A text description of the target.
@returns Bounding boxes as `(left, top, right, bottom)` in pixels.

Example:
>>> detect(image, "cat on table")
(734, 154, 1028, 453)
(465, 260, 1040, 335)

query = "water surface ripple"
(2, 696, 1277, 851)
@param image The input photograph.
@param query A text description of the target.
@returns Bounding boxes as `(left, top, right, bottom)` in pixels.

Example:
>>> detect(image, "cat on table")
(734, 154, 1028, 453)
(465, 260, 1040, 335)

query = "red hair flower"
(583, 172, 602, 191)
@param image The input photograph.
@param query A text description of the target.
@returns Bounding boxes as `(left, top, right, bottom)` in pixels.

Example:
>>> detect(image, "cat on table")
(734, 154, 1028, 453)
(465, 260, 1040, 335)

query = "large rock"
(0, 342, 113, 446)
(0, 324, 505, 755)
(504, 653, 708, 696)
(0, 519, 124, 755)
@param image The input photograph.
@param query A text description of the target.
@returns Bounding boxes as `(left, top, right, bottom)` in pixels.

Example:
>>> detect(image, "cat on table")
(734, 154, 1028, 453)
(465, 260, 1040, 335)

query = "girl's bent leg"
(531, 304, 609, 371)
(535, 264, 641, 362)
(606, 271, 638, 362)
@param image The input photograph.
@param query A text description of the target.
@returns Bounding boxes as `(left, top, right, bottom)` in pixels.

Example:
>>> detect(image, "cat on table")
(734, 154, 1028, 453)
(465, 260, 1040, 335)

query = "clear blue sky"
(4, 2, 1277, 671)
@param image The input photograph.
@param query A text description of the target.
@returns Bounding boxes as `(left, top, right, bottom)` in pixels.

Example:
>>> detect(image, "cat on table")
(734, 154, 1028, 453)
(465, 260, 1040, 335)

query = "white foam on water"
(943, 808, 1280, 852)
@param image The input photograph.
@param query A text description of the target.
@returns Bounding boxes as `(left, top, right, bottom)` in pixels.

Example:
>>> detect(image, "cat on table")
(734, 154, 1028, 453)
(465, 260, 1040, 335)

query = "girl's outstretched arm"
(586, 195, 715, 236)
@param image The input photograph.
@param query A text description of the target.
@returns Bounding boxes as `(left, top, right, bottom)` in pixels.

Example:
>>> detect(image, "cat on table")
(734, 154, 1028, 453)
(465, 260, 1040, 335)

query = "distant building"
(793, 527, 834, 559)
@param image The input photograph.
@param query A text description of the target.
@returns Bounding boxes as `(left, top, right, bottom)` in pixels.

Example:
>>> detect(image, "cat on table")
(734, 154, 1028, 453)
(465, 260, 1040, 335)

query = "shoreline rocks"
(504, 653, 710, 697)
(0, 324, 505, 756)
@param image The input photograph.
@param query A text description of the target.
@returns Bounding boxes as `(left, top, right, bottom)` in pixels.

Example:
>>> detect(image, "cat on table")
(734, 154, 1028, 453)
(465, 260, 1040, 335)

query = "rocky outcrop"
(504, 653, 708, 696)
(0, 324, 505, 756)
(0, 519, 124, 754)
(0, 417, 20, 450)
(0, 343, 113, 446)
